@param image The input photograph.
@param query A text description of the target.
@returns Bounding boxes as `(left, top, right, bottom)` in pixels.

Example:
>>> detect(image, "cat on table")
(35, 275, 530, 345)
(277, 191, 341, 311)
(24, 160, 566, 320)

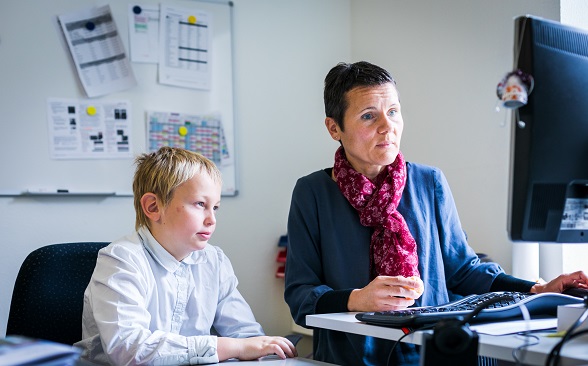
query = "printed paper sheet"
(158, 5, 212, 90)
(58, 5, 137, 97)
(47, 98, 132, 159)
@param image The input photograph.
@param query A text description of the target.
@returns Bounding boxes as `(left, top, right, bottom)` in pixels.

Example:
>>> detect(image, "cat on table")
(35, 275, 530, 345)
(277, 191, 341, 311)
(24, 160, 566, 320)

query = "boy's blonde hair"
(133, 147, 222, 230)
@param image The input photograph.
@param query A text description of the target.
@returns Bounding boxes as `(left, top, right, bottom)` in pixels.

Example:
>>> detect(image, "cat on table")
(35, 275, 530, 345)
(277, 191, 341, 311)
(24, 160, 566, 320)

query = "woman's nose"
(378, 112, 395, 134)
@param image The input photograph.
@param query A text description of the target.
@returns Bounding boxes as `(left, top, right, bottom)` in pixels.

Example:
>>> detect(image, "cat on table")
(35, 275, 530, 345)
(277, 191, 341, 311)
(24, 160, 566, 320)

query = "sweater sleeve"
(490, 273, 536, 292)
(315, 289, 354, 314)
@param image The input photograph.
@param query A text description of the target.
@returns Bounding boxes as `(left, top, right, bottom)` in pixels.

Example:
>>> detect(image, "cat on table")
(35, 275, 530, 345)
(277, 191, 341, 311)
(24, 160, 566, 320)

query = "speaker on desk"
(420, 317, 479, 366)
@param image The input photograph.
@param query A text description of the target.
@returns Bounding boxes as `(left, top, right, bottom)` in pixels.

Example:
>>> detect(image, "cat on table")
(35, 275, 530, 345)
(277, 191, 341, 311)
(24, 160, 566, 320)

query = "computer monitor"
(508, 15, 588, 243)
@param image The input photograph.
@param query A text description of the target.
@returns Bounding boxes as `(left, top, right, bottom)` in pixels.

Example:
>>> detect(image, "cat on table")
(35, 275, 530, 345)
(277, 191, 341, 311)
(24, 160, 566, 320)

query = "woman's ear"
(325, 117, 341, 141)
(141, 193, 161, 222)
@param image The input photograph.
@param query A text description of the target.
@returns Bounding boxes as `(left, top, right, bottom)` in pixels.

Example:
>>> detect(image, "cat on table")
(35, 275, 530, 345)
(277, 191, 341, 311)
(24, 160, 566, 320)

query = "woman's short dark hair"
(324, 61, 396, 131)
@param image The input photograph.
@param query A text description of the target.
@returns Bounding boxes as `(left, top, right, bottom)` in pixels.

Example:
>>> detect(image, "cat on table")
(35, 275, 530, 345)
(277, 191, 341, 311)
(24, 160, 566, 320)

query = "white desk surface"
(307, 312, 588, 366)
(222, 356, 334, 365)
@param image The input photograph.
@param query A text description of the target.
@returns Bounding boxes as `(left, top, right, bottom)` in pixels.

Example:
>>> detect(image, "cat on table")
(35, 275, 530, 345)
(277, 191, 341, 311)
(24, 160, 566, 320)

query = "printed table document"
(58, 5, 137, 97)
(158, 5, 212, 90)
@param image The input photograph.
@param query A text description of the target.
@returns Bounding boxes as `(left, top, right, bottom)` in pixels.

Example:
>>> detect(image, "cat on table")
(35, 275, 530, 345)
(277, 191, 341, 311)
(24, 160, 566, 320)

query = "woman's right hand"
(347, 275, 424, 312)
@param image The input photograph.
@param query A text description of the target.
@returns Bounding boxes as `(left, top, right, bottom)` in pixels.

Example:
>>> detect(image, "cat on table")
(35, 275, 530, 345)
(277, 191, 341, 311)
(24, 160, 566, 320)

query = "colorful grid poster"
(147, 111, 229, 166)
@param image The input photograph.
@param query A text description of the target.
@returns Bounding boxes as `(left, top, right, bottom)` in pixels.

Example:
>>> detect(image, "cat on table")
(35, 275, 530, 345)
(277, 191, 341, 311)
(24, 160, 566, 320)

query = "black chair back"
(6, 242, 109, 345)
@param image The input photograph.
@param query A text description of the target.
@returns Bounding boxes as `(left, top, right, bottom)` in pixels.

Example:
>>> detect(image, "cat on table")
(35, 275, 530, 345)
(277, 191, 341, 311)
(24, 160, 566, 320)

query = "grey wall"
(348, 0, 560, 272)
(2, 0, 579, 343)
(0, 0, 350, 338)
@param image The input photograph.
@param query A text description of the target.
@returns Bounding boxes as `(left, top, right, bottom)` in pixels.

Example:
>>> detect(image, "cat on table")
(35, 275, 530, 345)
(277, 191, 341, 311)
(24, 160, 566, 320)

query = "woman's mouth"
(377, 140, 395, 148)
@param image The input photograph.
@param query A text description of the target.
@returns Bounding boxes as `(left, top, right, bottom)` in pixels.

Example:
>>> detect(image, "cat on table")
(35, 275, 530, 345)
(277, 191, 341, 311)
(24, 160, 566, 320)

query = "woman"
(284, 61, 588, 365)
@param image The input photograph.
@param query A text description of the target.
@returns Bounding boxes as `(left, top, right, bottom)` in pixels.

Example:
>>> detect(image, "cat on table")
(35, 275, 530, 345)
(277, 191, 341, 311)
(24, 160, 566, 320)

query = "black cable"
(548, 311, 588, 366)
(462, 293, 518, 324)
(560, 328, 588, 341)
(386, 331, 411, 366)
(548, 328, 588, 366)
(461, 293, 533, 365)
(385, 292, 529, 365)
(545, 295, 588, 366)
(386, 324, 434, 366)
(544, 305, 588, 366)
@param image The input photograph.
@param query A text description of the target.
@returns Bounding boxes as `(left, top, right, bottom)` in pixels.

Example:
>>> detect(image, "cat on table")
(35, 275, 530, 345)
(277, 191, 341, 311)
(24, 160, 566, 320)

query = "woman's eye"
(213, 205, 220, 211)
(361, 113, 374, 120)
(388, 109, 397, 117)
(196, 202, 205, 207)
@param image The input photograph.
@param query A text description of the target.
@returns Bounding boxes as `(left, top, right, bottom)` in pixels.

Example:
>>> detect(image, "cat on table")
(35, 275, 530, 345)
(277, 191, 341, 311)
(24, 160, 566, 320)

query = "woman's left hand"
(530, 270, 588, 293)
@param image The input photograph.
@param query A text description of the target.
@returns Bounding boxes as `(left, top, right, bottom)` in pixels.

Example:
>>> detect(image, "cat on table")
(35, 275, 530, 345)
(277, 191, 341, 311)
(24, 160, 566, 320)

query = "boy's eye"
(388, 109, 397, 117)
(213, 205, 220, 211)
(196, 202, 205, 207)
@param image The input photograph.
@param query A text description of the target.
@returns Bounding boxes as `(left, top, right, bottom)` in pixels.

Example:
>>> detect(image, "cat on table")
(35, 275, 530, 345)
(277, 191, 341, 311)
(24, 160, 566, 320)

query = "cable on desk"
(511, 334, 540, 365)
(423, 293, 533, 366)
(509, 301, 532, 366)
(544, 303, 588, 366)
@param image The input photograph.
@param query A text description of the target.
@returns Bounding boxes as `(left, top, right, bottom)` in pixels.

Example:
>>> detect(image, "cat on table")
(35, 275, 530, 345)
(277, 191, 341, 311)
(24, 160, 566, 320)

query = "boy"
(75, 147, 297, 365)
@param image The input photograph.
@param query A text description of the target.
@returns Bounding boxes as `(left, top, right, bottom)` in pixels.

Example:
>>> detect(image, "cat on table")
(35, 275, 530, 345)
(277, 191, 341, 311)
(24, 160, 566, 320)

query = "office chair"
(6, 242, 109, 345)
(7, 241, 305, 351)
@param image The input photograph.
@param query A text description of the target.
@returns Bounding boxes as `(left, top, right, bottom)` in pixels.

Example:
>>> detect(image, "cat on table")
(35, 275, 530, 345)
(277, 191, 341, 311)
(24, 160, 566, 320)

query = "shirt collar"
(137, 226, 208, 273)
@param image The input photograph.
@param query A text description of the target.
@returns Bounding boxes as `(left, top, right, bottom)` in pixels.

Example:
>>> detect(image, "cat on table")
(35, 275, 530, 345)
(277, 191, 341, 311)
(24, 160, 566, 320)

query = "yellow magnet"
(188, 15, 197, 24)
(178, 126, 188, 136)
(87, 106, 97, 116)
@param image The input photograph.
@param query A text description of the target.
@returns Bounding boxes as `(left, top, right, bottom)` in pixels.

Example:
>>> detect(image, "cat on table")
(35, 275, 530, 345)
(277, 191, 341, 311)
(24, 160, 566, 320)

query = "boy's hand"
(218, 336, 297, 361)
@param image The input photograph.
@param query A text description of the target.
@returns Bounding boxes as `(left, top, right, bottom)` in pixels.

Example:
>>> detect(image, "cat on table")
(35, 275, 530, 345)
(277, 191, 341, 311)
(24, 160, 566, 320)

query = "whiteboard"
(0, 0, 237, 196)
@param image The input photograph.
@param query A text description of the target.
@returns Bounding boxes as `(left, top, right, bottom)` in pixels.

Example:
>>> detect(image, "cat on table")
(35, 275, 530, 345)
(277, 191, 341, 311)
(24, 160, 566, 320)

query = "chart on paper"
(147, 111, 230, 167)
(57, 4, 137, 97)
(158, 5, 212, 90)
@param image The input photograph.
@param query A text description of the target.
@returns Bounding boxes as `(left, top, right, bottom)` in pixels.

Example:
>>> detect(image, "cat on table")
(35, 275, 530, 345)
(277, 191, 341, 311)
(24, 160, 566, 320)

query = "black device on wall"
(508, 15, 588, 243)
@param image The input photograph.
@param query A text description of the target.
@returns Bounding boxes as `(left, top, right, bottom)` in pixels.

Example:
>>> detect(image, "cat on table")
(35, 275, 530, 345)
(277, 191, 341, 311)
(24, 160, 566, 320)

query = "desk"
(307, 313, 588, 365)
(79, 357, 333, 365)
(223, 356, 334, 365)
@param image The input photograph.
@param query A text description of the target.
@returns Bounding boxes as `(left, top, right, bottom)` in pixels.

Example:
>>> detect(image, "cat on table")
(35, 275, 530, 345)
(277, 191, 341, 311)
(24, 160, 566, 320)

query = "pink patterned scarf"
(333, 147, 420, 279)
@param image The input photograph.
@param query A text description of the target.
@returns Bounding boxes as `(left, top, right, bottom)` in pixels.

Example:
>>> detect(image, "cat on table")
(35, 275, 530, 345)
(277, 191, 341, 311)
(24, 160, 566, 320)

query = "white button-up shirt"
(75, 227, 264, 365)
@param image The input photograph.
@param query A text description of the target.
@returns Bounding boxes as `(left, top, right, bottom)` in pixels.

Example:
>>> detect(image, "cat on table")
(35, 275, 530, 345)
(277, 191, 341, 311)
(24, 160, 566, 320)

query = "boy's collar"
(137, 226, 207, 272)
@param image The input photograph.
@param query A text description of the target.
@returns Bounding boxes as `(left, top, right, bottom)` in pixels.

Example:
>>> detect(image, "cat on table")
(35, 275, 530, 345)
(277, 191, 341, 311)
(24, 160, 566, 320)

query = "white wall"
(0, 0, 350, 339)
(214, 0, 351, 339)
(348, 0, 576, 278)
(1, 0, 586, 343)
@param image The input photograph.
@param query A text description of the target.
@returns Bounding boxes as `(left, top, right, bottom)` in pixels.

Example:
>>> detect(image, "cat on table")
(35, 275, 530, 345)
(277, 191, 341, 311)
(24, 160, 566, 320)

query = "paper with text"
(158, 5, 212, 90)
(47, 98, 132, 159)
(58, 4, 137, 97)
(128, 4, 160, 63)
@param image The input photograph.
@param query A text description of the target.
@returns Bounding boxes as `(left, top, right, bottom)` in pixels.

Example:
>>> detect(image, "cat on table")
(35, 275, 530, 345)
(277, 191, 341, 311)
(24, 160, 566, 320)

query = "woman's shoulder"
(293, 168, 341, 199)
(406, 161, 440, 174)
(297, 168, 332, 183)
(406, 161, 445, 179)
(405, 161, 448, 190)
